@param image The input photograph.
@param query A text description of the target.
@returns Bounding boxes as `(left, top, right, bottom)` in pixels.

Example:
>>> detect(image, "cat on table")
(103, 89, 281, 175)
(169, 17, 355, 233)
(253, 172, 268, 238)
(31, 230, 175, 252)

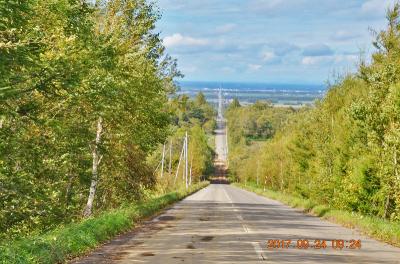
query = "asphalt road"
(215, 118, 227, 163)
(74, 119, 400, 263)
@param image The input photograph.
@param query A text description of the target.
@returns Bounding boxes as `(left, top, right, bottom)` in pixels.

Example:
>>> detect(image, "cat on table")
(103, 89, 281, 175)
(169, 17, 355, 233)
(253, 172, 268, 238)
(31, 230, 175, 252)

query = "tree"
(0, 0, 180, 237)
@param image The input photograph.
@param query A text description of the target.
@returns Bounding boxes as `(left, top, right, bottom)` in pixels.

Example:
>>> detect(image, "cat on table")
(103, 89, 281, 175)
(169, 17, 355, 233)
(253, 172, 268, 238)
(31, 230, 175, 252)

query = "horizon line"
(177, 80, 326, 86)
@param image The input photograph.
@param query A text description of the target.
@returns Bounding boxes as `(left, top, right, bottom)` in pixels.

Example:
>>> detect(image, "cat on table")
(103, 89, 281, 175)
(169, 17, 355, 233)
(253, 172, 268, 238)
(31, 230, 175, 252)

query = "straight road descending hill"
(215, 117, 227, 163)
(74, 118, 400, 263)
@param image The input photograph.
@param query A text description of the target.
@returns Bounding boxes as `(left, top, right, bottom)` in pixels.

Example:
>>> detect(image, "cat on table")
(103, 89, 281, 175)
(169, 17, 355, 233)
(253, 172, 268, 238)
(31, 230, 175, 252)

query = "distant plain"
(178, 81, 326, 107)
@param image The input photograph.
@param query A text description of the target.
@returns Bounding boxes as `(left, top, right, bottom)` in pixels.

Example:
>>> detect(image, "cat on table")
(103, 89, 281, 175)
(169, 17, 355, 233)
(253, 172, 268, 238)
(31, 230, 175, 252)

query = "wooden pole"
(169, 139, 172, 175)
(160, 143, 165, 178)
(174, 138, 185, 185)
(189, 157, 193, 185)
(185, 131, 188, 189)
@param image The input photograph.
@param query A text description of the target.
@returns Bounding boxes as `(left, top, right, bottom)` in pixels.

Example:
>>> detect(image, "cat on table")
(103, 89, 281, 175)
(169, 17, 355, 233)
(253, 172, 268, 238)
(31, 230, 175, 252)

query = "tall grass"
(0, 182, 209, 264)
(235, 182, 400, 247)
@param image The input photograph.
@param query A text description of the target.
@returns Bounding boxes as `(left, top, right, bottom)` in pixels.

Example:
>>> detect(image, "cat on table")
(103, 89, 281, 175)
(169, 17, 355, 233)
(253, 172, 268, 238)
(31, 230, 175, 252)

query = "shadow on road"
(210, 161, 229, 184)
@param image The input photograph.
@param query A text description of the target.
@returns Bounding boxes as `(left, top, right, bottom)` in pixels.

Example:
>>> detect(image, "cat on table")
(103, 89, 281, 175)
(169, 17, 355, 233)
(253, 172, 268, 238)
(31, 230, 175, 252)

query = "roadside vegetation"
(227, 5, 400, 244)
(235, 182, 400, 247)
(0, 182, 209, 264)
(0, 0, 214, 255)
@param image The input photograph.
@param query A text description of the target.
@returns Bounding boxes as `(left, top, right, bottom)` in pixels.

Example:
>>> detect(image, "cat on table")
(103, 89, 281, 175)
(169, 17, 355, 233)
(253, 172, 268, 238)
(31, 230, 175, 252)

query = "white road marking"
(252, 242, 266, 261)
(223, 186, 266, 260)
(222, 188, 232, 203)
(242, 223, 250, 233)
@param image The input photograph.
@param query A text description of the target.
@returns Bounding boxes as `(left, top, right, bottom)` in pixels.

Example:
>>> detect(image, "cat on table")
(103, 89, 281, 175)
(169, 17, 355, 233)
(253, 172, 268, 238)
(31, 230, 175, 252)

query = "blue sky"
(156, 0, 397, 84)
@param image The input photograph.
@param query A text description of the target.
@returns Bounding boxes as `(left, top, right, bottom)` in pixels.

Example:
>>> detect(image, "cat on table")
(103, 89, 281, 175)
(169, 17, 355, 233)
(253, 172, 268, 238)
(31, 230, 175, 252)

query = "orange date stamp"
(266, 239, 362, 250)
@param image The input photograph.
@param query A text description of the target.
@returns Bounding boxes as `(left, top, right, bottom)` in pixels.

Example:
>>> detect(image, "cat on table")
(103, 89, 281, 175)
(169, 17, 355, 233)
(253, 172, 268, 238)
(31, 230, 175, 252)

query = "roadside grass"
(0, 182, 209, 264)
(234, 182, 400, 247)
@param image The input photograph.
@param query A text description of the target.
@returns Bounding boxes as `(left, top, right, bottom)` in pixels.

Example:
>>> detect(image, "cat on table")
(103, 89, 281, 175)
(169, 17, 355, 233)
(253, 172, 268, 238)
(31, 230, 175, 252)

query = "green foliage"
(227, 4, 400, 223)
(0, 0, 182, 240)
(226, 100, 294, 144)
(151, 94, 215, 191)
(225, 100, 294, 183)
(229, 98, 241, 109)
(0, 182, 209, 264)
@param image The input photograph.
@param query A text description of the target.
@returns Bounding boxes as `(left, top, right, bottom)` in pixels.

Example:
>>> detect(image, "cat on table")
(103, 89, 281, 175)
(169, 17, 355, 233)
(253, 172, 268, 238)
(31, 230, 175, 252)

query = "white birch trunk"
(83, 116, 103, 218)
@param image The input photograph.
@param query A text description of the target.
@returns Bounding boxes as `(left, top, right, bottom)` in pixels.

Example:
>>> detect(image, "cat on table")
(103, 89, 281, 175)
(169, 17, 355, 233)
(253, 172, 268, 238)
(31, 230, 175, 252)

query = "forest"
(227, 5, 400, 221)
(0, 0, 214, 241)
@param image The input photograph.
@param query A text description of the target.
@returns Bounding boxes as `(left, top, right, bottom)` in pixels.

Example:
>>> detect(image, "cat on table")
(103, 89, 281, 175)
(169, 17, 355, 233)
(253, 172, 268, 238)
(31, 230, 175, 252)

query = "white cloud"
(302, 54, 358, 66)
(302, 44, 334, 57)
(181, 65, 198, 74)
(248, 64, 262, 71)
(262, 51, 276, 62)
(249, 0, 284, 12)
(216, 23, 236, 34)
(301, 56, 333, 66)
(333, 54, 358, 63)
(301, 57, 321, 65)
(163, 33, 209, 48)
(221, 66, 236, 74)
(361, 0, 396, 17)
(332, 30, 362, 41)
(267, 42, 299, 56)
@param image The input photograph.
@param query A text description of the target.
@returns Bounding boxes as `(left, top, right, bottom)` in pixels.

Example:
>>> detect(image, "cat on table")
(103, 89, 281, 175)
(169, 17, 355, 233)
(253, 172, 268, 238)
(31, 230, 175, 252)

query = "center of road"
(223, 186, 267, 261)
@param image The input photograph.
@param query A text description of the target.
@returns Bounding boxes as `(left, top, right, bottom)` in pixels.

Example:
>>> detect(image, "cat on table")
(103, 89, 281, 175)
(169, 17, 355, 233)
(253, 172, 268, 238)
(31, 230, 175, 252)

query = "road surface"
(215, 117, 227, 163)
(73, 119, 400, 263)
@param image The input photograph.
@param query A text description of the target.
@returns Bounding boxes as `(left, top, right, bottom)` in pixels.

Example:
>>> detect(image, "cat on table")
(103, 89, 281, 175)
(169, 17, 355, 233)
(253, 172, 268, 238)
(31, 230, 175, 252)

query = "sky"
(155, 0, 397, 84)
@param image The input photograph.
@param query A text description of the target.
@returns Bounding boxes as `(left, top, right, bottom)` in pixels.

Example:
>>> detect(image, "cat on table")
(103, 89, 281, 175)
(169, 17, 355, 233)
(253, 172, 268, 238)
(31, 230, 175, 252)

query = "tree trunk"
(83, 116, 103, 218)
(384, 194, 390, 219)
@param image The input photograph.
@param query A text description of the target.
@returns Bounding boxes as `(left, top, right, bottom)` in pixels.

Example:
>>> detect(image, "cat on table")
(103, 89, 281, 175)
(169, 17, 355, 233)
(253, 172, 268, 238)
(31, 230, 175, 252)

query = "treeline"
(227, 5, 400, 221)
(225, 100, 295, 181)
(151, 93, 215, 192)
(0, 1, 214, 239)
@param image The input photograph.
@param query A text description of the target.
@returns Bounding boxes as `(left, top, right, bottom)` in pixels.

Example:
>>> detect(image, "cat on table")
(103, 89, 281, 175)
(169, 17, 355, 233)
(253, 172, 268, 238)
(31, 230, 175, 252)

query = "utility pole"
(160, 143, 165, 178)
(169, 139, 172, 175)
(225, 125, 228, 154)
(256, 159, 260, 186)
(174, 138, 185, 185)
(185, 131, 188, 189)
(189, 157, 193, 186)
(218, 87, 223, 120)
